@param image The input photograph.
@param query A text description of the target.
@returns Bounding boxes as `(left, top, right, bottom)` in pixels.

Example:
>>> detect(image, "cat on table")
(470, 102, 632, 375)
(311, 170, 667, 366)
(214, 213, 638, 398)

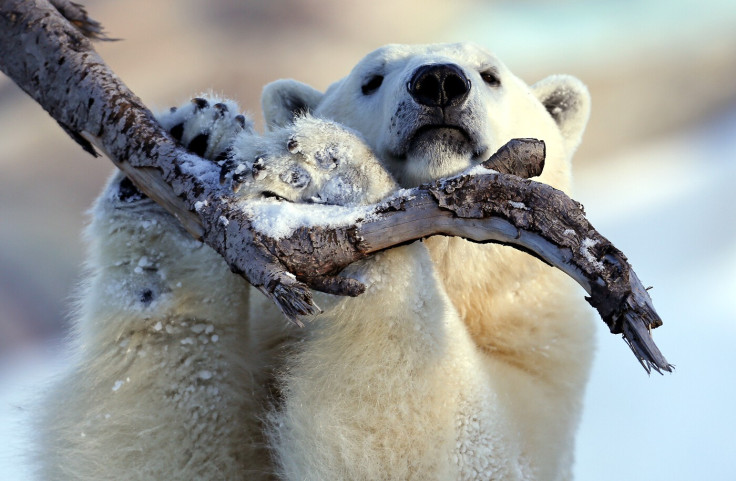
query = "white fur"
(38, 43, 594, 480)
(34, 177, 271, 479)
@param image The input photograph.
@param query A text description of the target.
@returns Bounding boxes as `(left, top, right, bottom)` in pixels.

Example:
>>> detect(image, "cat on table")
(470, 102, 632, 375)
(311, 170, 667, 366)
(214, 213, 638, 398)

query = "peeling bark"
(0, 0, 672, 373)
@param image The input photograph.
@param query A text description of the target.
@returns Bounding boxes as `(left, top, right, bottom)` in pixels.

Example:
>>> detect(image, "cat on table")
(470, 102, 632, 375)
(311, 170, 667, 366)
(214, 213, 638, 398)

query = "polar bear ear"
(261, 79, 324, 130)
(532, 75, 591, 151)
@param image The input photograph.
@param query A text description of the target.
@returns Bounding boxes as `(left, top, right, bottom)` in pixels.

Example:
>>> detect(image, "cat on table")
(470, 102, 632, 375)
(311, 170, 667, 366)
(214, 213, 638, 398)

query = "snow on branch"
(0, 0, 672, 373)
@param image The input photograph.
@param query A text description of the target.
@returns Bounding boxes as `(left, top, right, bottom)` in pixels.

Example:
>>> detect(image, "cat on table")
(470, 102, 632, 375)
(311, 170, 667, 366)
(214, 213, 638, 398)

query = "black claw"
(230, 161, 251, 189)
(287, 138, 299, 153)
(214, 147, 231, 163)
(192, 97, 209, 110)
(188, 133, 210, 157)
(169, 123, 184, 141)
(232, 171, 247, 185)
(219, 158, 235, 184)
(234, 114, 246, 129)
(232, 167, 250, 193)
(252, 157, 266, 179)
(253, 157, 266, 170)
(214, 103, 229, 117)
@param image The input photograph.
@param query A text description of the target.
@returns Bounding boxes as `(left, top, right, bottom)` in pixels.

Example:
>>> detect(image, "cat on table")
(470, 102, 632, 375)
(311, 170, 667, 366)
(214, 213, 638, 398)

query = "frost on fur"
(226, 115, 398, 206)
(40, 43, 595, 481)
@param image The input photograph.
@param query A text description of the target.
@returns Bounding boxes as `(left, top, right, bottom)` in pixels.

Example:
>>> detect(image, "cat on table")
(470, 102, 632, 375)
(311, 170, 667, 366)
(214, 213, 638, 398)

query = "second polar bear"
(38, 43, 593, 480)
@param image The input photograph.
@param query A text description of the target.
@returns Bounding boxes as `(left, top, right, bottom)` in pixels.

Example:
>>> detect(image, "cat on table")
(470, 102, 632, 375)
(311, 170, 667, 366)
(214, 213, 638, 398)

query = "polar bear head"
(262, 42, 590, 191)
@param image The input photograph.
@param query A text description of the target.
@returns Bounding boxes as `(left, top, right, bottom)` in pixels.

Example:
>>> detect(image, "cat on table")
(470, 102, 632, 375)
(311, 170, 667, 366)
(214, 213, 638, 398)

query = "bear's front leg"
(36, 96, 277, 481)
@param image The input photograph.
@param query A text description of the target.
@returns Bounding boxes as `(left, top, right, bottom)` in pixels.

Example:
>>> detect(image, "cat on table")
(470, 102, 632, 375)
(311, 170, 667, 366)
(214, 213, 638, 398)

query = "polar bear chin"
(396, 133, 476, 186)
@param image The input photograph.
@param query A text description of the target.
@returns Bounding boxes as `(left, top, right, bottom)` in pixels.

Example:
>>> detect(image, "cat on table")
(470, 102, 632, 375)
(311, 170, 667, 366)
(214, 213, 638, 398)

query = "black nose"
(408, 64, 470, 108)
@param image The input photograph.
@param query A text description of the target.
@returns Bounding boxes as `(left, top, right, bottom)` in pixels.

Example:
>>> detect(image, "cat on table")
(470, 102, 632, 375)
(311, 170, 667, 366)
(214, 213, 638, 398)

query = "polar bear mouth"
(407, 125, 473, 156)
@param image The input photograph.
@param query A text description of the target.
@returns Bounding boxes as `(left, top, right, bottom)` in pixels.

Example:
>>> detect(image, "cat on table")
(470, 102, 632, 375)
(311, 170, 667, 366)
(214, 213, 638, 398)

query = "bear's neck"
(424, 236, 595, 383)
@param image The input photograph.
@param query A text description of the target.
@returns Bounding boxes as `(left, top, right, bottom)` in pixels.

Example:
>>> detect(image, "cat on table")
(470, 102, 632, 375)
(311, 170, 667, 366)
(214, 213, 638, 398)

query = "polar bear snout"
(408, 63, 471, 109)
(388, 63, 483, 179)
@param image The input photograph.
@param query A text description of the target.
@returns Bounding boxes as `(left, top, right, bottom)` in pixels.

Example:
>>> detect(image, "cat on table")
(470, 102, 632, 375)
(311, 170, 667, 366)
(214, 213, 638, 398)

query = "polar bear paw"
(159, 98, 397, 207)
(224, 116, 398, 207)
(157, 96, 254, 161)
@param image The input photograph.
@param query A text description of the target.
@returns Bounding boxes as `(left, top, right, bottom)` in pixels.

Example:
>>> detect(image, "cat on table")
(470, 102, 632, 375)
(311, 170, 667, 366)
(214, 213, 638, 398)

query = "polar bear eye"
(480, 70, 501, 88)
(361, 75, 384, 95)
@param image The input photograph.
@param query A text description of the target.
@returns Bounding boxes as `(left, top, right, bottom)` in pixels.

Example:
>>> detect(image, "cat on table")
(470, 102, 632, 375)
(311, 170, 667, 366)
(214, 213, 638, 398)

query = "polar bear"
(37, 43, 593, 480)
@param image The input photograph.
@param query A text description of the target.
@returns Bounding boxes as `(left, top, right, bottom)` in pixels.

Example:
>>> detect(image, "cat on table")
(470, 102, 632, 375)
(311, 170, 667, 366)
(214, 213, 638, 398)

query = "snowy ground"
(2, 108, 734, 479)
(0, 346, 64, 480)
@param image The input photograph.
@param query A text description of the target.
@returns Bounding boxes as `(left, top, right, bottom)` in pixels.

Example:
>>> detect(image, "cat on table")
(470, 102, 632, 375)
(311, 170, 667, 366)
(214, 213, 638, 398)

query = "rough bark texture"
(0, 0, 672, 373)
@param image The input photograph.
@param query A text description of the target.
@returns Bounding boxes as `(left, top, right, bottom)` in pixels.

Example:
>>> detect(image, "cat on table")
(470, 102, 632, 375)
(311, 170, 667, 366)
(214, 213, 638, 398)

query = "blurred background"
(1, 0, 735, 478)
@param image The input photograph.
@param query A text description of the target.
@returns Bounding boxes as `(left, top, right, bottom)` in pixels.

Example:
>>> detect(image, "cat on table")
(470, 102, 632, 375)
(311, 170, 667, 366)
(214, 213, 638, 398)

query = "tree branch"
(0, 0, 672, 373)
